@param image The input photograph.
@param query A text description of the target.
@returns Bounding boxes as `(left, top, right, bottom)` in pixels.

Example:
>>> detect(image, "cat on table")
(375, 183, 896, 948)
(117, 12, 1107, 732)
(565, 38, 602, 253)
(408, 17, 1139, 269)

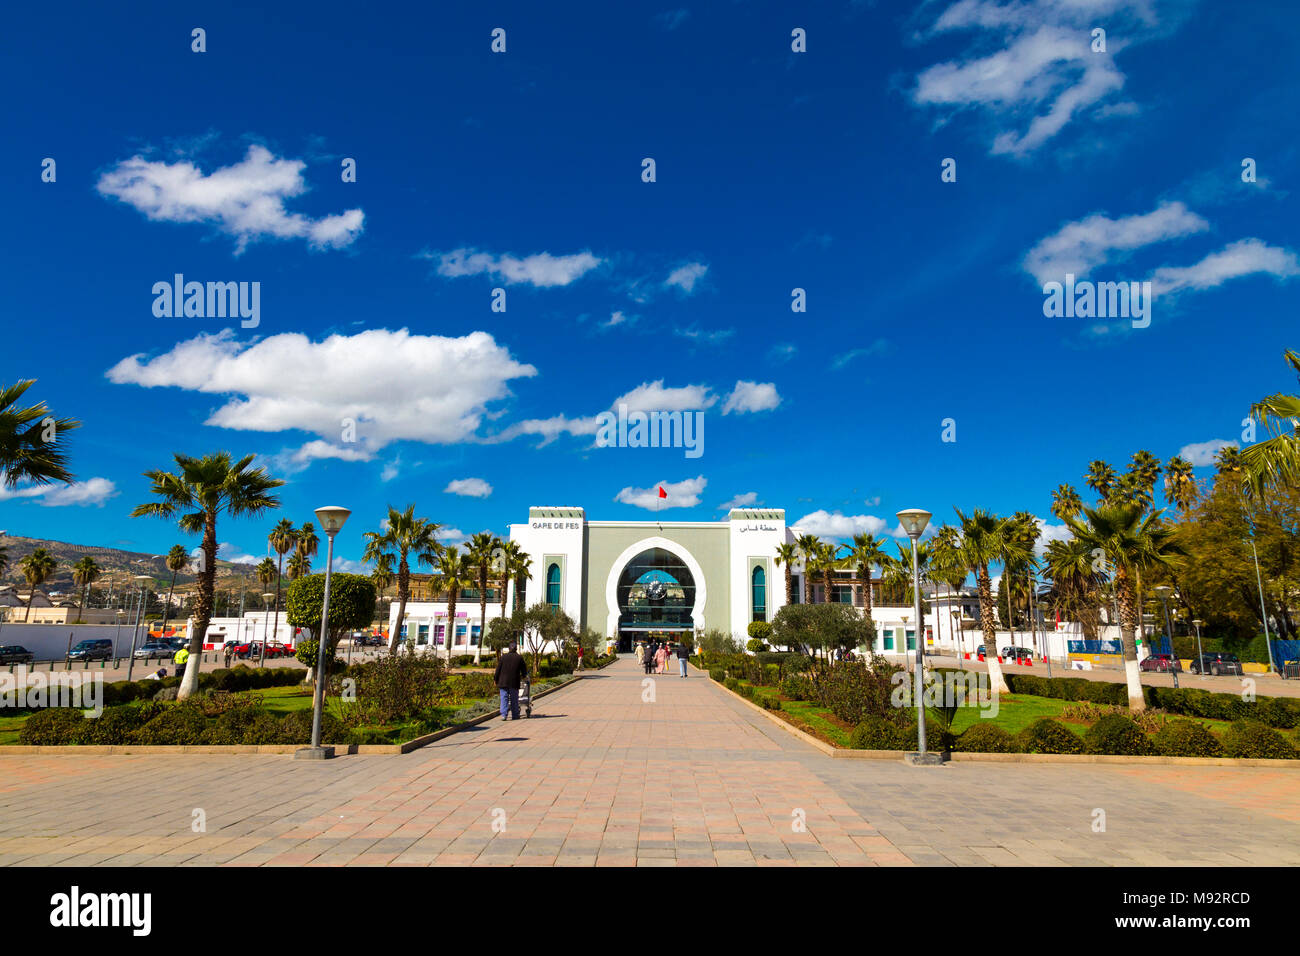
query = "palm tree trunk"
(163, 570, 177, 634)
(446, 590, 458, 662)
(978, 567, 1008, 694)
(1115, 567, 1146, 711)
(390, 558, 409, 656)
(476, 592, 487, 665)
(179, 515, 217, 701)
(23, 586, 34, 622)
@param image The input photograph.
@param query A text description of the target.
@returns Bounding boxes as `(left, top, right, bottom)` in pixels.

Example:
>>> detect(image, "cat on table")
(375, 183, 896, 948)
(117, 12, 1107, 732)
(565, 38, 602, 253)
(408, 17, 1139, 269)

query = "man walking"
(493, 643, 528, 721)
(172, 645, 190, 685)
(675, 641, 690, 678)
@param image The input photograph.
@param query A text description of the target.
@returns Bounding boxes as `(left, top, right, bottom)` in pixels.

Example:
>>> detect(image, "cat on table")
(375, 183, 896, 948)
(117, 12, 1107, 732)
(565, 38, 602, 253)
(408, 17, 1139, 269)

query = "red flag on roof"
(658, 486, 667, 498)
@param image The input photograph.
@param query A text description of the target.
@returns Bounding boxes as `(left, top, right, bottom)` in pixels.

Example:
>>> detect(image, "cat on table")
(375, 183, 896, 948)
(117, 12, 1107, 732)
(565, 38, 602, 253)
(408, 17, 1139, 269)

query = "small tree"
(771, 603, 876, 697)
(746, 620, 772, 652)
(487, 603, 576, 672)
(285, 573, 377, 678)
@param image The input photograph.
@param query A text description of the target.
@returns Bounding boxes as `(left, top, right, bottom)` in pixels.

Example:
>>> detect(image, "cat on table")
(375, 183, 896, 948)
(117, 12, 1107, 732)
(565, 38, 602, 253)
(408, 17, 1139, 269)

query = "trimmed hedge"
(1017, 718, 1084, 755)
(1002, 673, 1300, 730)
(1083, 714, 1155, 755)
(848, 716, 944, 752)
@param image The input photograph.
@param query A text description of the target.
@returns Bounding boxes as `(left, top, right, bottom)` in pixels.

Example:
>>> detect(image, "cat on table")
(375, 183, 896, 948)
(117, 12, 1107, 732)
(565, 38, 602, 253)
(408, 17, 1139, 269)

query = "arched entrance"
(604, 538, 707, 652)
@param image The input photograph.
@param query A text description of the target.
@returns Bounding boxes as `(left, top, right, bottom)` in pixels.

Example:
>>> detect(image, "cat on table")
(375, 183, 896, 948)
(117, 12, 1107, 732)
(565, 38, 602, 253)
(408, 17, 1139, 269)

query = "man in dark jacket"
(674, 641, 690, 678)
(493, 644, 529, 720)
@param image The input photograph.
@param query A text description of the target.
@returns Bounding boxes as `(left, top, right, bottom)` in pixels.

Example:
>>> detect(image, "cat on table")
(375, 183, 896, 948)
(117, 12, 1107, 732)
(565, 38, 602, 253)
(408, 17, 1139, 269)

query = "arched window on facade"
(546, 563, 561, 608)
(751, 565, 766, 623)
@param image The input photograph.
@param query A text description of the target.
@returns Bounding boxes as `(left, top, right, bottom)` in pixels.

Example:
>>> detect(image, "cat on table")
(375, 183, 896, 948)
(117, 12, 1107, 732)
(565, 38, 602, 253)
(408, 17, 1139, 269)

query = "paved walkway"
(1, 657, 1298, 866)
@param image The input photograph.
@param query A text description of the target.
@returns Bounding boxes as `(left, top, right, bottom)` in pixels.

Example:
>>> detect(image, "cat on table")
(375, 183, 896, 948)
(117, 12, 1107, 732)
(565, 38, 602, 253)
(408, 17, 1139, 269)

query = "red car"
(1140, 653, 1182, 672)
(228, 641, 292, 659)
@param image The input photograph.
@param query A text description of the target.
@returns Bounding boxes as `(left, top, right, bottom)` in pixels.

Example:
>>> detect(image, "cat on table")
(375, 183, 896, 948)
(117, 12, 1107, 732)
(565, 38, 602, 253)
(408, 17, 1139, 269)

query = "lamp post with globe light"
(1192, 618, 1206, 680)
(897, 509, 939, 766)
(297, 506, 350, 760)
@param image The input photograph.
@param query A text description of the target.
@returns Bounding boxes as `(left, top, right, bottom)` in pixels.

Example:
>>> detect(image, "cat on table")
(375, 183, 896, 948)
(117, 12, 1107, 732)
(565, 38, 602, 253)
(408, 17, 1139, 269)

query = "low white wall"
(0, 623, 149, 661)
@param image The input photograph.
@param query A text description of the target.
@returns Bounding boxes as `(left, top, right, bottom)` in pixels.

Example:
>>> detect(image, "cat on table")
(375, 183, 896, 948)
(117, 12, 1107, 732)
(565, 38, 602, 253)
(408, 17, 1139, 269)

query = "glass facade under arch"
(617, 547, 696, 631)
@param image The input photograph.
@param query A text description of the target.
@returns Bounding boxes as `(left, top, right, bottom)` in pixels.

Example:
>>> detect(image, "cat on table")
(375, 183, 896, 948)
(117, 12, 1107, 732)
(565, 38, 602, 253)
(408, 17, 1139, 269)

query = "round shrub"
(78, 706, 146, 745)
(849, 716, 908, 751)
(709, 668, 725, 683)
(954, 723, 1020, 753)
(1222, 720, 1299, 760)
(1153, 719, 1224, 758)
(205, 708, 285, 745)
(1017, 718, 1084, 755)
(277, 710, 346, 745)
(780, 673, 814, 701)
(18, 708, 87, 745)
(133, 704, 209, 745)
(1083, 714, 1155, 756)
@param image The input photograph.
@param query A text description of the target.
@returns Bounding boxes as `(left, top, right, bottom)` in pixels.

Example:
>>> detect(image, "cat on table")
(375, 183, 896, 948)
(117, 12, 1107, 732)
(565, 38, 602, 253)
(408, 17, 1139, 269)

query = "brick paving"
(0, 656, 1298, 866)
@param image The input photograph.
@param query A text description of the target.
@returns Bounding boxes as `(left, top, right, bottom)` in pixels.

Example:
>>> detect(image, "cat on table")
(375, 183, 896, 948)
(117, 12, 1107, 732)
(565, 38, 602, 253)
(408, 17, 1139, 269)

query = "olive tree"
(286, 573, 377, 677)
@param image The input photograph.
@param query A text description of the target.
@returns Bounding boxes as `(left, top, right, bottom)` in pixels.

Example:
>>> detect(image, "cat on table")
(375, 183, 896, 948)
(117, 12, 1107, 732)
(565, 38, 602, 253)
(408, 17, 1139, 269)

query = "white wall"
(0, 623, 142, 661)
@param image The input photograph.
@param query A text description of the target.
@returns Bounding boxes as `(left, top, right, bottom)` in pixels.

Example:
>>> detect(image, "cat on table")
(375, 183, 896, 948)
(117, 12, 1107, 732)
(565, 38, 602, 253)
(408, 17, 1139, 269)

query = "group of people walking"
(635, 639, 690, 678)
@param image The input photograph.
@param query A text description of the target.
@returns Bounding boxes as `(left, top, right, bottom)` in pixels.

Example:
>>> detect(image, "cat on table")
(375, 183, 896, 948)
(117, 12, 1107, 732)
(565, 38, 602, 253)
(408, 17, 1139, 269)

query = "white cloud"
(719, 492, 759, 510)
(1179, 438, 1236, 467)
(613, 380, 717, 413)
(768, 343, 798, 363)
(674, 326, 734, 345)
(441, 527, 467, 544)
(330, 557, 368, 574)
(96, 144, 363, 252)
(380, 455, 402, 483)
(487, 413, 603, 446)
(1148, 238, 1300, 296)
(1033, 516, 1073, 556)
(261, 440, 373, 477)
(1023, 201, 1209, 284)
(791, 510, 898, 540)
(656, 8, 690, 30)
(722, 381, 781, 415)
(911, 2, 1164, 156)
(0, 478, 118, 507)
(444, 477, 493, 498)
(107, 328, 537, 451)
(603, 310, 632, 329)
(427, 248, 602, 287)
(615, 476, 706, 510)
(665, 262, 708, 293)
(205, 542, 259, 565)
(832, 340, 889, 369)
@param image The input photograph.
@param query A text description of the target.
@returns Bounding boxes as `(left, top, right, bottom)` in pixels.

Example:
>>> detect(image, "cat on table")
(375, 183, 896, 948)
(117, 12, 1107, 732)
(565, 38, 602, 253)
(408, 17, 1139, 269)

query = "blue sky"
(2, 0, 1298, 571)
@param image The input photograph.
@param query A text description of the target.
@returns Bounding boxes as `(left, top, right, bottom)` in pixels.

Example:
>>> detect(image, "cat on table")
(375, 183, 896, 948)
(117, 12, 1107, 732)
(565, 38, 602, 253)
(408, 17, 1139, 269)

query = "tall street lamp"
(1249, 535, 1277, 673)
(1152, 585, 1179, 689)
(297, 505, 350, 761)
(1192, 618, 1206, 680)
(125, 575, 151, 681)
(897, 508, 939, 766)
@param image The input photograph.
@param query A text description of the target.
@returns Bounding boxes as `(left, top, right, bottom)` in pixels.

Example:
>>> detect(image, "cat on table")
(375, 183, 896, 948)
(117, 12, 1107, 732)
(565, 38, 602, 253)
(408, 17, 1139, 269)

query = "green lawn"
(728, 679, 1300, 748)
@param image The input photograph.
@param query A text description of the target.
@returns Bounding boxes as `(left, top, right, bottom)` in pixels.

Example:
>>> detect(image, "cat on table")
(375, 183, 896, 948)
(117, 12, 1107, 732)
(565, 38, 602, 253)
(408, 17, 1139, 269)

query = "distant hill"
(0, 533, 253, 596)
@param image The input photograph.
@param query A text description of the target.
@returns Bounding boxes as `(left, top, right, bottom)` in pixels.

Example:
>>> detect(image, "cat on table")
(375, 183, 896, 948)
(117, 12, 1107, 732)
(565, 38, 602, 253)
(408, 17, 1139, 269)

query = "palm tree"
(296, 522, 320, 567)
(796, 533, 821, 603)
(369, 553, 394, 623)
(1164, 455, 1199, 512)
(1050, 483, 1083, 521)
(496, 539, 528, 621)
(286, 550, 310, 580)
(951, 509, 1029, 694)
(264, 519, 299, 669)
(71, 556, 100, 623)
(817, 541, 842, 606)
(929, 525, 970, 660)
(361, 504, 442, 656)
(161, 544, 189, 635)
(1043, 537, 1106, 642)
(19, 548, 56, 622)
(847, 533, 889, 621)
(131, 452, 283, 700)
(1241, 348, 1300, 496)
(1215, 444, 1244, 478)
(1130, 449, 1162, 497)
(0, 380, 80, 488)
(1085, 460, 1117, 502)
(774, 542, 800, 606)
(467, 532, 501, 664)
(1063, 502, 1183, 710)
(430, 546, 474, 660)
(508, 547, 533, 614)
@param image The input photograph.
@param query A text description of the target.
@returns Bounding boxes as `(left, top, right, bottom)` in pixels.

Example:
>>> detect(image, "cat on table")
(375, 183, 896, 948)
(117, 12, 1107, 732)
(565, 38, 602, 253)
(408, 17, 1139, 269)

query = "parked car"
(0, 645, 35, 664)
(134, 641, 175, 659)
(1189, 652, 1243, 676)
(1000, 646, 1036, 660)
(1140, 653, 1182, 672)
(229, 641, 292, 659)
(67, 639, 113, 661)
(355, 634, 383, 647)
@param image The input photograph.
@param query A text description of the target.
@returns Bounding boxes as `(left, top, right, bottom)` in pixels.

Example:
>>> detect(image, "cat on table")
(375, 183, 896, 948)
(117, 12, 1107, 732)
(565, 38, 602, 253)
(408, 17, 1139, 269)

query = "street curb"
(706, 675, 1300, 768)
(0, 673, 590, 757)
